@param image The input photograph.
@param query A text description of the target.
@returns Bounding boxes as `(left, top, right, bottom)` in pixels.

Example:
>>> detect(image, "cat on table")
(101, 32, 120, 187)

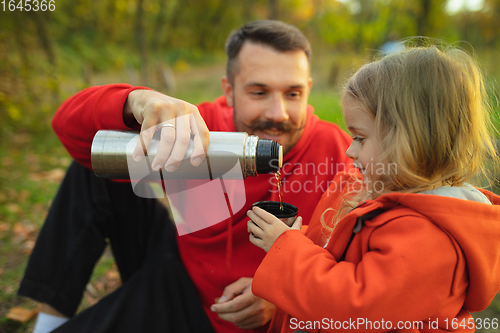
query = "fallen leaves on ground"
(84, 292, 99, 307)
(82, 265, 122, 308)
(48, 156, 71, 167)
(6, 203, 20, 214)
(13, 222, 37, 242)
(0, 222, 10, 232)
(1, 156, 14, 167)
(21, 239, 36, 255)
(12, 221, 38, 254)
(104, 265, 122, 290)
(30, 168, 66, 183)
(17, 189, 31, 203)
(106, 269, 120, 282)
(6, 306, 41, 323)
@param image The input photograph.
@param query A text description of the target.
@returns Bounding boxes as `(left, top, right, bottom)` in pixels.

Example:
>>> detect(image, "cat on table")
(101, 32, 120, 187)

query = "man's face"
(222, 42, 312, 155)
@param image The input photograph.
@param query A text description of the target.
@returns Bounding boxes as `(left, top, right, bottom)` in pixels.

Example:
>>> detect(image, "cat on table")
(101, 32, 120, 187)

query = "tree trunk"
(136, 0, 149, 86)
(32, 12, 56, 66)
(197, 0, 227, 51)
(416, 0, 431, 36)
(13, 12, 38, 104)
(152, 0, 169, 52)
(32, 11, 59, 103)
(242, 0, 254, 23)
(269, 0, 279, 19)
(161, 0, 181, 50)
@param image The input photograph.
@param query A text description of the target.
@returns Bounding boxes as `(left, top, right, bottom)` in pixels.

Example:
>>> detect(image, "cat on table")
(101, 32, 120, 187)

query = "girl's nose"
(346, 142, 357, 160)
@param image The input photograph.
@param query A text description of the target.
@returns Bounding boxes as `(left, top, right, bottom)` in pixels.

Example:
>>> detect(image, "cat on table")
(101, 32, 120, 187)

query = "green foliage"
(0, 0, 499, 140)
(0, 2, 500, 325)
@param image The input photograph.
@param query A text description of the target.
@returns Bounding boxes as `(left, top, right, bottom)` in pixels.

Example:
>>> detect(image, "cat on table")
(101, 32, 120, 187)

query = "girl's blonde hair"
(324, 44, 499, 230)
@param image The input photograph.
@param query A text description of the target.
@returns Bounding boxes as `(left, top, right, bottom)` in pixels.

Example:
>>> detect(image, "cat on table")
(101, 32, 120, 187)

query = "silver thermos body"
(91, 130, 283, 180)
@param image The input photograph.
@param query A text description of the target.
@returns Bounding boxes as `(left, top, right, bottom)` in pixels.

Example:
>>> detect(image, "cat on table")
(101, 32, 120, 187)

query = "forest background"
(0, 0, 500, 332)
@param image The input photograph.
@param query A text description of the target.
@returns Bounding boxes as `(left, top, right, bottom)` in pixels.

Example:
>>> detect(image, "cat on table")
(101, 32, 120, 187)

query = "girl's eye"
(353, 136, 365, 143)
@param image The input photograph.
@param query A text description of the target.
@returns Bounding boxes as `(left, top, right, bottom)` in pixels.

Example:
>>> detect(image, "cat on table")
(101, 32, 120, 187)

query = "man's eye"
(251, 91, 266, 96)
(288, 91, 301, 98)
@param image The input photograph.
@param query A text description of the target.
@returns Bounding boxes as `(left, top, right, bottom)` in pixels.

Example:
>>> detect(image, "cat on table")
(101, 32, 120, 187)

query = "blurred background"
(0, 0, 499, 332)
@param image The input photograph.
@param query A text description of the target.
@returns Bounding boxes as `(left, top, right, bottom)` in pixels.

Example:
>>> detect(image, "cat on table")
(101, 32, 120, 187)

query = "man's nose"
(264, 94, 289, 123)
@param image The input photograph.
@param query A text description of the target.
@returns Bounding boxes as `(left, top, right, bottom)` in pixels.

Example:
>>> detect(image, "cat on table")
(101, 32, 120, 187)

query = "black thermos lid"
(256, 139, 281, 173)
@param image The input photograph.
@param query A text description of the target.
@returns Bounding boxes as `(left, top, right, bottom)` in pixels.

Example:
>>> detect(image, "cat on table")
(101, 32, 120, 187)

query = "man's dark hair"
(225, 20, 312, 84)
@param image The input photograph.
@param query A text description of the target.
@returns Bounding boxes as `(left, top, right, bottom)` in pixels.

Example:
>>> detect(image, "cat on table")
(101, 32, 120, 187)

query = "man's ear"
(221, 76, 234, 108)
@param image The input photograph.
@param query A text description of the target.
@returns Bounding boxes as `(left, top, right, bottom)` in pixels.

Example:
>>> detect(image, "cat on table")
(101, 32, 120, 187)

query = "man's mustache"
(242, 120, 304, 133)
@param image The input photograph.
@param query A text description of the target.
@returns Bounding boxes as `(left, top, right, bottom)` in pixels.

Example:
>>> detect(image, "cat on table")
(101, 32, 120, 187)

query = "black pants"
(18, 161, 214, 333)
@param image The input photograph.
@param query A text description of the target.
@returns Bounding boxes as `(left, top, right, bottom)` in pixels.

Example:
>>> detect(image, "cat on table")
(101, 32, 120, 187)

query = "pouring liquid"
(275, 170, 283, 211)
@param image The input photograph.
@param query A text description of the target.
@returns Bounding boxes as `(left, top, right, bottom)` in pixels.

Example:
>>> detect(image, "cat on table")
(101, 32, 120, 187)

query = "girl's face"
(343, 96, 383, 180)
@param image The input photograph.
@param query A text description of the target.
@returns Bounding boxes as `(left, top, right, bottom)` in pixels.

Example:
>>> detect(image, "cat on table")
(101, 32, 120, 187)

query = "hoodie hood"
(372, 187, 500, 312)
(420, 184, 492, 204)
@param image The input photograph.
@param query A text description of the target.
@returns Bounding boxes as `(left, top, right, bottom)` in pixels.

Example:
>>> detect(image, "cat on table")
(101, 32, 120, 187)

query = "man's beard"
(232, 99, 305, 155)
(239, 118, 300, 134)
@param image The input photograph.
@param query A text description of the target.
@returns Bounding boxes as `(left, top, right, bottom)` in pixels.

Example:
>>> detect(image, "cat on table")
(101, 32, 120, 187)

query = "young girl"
(247, 46, 500, 332)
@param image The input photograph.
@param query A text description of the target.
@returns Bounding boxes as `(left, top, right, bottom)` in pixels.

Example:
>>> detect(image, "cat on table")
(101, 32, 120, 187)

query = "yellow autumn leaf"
(7, 103, 22, 122)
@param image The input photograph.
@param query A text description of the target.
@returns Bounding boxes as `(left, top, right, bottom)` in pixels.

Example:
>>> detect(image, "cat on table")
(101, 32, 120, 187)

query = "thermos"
(91, 130, 283, 180)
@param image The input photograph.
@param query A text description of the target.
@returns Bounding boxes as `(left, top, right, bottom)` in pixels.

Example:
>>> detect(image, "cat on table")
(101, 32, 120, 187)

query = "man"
(19, 20, 352, 333)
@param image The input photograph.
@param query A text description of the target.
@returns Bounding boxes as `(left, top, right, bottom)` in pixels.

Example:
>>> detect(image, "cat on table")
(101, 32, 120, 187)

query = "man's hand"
(123, 89, 210, 172)
(211, 277, 275, 329)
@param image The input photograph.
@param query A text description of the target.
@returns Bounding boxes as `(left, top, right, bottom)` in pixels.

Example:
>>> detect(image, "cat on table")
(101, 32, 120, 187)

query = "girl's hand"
(247, 206, 303, 252)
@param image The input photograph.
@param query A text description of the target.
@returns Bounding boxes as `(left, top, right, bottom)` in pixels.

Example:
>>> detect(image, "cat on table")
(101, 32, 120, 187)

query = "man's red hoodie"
(51, 84, 353, 333)
(252, 172, 500, 332)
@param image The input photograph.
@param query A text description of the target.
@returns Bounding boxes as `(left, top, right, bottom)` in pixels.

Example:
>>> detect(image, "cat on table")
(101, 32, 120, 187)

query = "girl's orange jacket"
(252, 172, 500, 332)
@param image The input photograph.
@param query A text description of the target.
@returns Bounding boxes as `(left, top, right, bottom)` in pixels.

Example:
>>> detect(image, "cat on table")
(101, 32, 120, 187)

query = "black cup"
(252, 201, 299, 227)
